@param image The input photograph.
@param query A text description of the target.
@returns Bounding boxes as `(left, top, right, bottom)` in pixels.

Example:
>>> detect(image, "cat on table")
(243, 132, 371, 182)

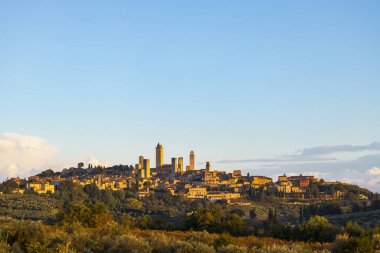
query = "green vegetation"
(0, 194, 61, 221)
(0, 217, 380, 252)
(1, 174, 380, 252)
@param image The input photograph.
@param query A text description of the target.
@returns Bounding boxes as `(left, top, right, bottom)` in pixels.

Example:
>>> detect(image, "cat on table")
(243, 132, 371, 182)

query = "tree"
(143, 181, 152, 189)
(300, 215, 339, 242)
(83, 183, 101, 201)
(249, 209, 257, 219)
(0, 180, 18, 194)
(38, 169, 55, 177)
(55, 181, 87, 207)
(224, 214, 244, 235)
(274, 208, 279, 223)
(345, 236, 374, 253)
(299, 205, 304, 224)
(61, 203, 113, 227)
(268, 208, 274, 221)
(344, 222, 366, 237)
(139, 215, 152, 229)
(126, 198, 143, 209)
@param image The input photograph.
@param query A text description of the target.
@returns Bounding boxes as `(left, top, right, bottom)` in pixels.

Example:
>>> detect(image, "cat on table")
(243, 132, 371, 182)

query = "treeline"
(246, 182, 374, 202)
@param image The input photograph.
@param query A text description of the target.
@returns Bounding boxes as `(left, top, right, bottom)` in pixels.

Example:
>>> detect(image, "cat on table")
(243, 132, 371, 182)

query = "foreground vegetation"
(0, 199, 380, 252)
(1, 217, 380, 253)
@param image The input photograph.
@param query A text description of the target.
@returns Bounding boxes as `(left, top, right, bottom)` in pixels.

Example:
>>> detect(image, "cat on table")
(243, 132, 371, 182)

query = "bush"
(346, 236, 374, 253)
(217, 244, 247, 253)
(109, 234, 152, 253)
(215, 233, 237, 249)
(0, 241, 11, 253)
(300, 216, 339, 242)
(148, 233, 173, 253)
(331, 233, 349, 253)
(344, 222, 366, 237)
(255, 244, 314, 253)
(372, 233, 380, 250)
(61, 203, 113, 228)
(185, 230, 214, 246)
(172, 241, 215, 253)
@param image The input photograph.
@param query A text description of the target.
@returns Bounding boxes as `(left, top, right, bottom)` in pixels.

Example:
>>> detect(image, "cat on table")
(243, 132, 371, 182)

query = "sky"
(1, 1, 380, 191)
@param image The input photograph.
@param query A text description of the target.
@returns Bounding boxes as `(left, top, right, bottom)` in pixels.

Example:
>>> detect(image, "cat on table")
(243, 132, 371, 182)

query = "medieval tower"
(156, 143, 164, 168)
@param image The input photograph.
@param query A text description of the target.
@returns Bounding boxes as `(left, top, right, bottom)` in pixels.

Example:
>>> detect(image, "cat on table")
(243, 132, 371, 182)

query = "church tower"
(156, 143, 164, 168)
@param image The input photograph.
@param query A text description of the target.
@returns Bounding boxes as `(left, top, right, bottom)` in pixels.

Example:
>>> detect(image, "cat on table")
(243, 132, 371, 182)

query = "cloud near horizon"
(86, 156, 111, 168)
(368, 167, 380, 175)
(218, 142, 380, 164)
(0, 132, 58, 181)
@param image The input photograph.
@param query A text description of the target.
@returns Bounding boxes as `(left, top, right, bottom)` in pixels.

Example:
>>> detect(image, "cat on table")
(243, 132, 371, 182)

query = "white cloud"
(86, 156, 110, 167)
(217, 142, 380, 165)
(0, 133, 58, 181)
(367, 167, 380, 175)
(296, 142, 380, 157)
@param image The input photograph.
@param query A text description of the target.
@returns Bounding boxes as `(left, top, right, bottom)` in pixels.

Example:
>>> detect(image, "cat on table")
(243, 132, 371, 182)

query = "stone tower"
(171, 157, 178, 177)
(143, 159, 151, 179)
(156, 143, 164, 168)
(189, 151, 195, 170)
(178, 157, 184, 173)
(139, 155, 144, 168)
(206, 161, 211, 171)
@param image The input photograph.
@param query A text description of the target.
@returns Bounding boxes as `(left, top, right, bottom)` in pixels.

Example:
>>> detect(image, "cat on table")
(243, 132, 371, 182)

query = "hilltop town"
(3, 143, 371, 205)
(1, 144, 380, 253)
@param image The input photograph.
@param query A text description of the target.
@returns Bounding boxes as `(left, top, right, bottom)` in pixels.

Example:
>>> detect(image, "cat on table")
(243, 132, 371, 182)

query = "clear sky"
(1, 1, 380, 191)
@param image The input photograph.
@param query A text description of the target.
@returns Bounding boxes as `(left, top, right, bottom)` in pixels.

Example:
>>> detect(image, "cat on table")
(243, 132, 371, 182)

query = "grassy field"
(0, 193, 61, 221)
(226, 201, 301, 224)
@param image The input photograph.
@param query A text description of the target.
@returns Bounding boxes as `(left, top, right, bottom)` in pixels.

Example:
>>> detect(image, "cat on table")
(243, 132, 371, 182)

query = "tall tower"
(137, 164, 145, 179)
(144, 159, 151, 179)
(206, 161, 211, 171)
(156, 143, 164, 168)
(178, 157, 184, 173)
(189, 151, 195, 170)
(171, 157, 178, 177)
(139, 155, 144, 168)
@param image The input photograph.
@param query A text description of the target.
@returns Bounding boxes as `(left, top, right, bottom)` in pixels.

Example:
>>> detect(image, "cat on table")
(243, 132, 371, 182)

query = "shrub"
(345, 236, 374, 253)
(300, 216, 339, 242)
(217, 244, 247, 253)
(372, 233, 380, 250)
(0, 241, 11, 253)
(331, 233, 349, 253)
(344, 222, 366, 238)
(172, 241, 215, 253)
(185, 230, 214, 245)
(214, 233, 236, 249)
(255, 244, 314, 253)
(108, 234, 152, 253)
(147, 233, 173, 253)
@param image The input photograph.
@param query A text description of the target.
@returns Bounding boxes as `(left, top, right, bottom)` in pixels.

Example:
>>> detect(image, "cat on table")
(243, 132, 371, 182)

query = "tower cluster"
(136, 155, 151, 179)
(136, 143, 196, 180)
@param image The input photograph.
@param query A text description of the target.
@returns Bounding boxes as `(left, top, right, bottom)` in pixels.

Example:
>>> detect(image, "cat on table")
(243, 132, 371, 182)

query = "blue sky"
(1, 1, 380, 191)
